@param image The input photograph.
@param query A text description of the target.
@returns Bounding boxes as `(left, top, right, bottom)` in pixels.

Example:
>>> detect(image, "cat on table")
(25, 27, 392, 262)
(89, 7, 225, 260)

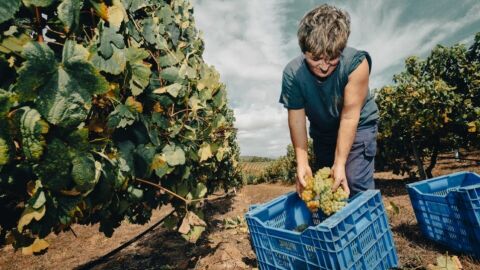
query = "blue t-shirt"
(279, 47, 379, 143)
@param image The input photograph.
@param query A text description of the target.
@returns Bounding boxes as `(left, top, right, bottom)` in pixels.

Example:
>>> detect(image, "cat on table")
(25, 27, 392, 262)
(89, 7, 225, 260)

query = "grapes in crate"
(301, 167, 349, 215)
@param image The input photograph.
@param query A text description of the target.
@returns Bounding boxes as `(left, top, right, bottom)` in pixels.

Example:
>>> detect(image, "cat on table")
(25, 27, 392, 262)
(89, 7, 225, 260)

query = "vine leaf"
(17, 41, 108, 128)
(126, 48, 151, 96)
(71, 153, 101, 193)
(21, 238, 49, 255)
(0, 0, 21, 24)
(98, 24, 125, 59)
(162, 144, 185, 166)
(16, 107, 49, 161)
(58, 0, 83, 33)
(22, 0, 55, 7)
(198, 143, 212, 162)
(17, 205, 46, 232)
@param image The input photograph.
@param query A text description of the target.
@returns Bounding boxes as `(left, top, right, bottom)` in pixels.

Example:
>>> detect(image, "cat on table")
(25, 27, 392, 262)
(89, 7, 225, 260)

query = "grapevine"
(0, 0, 242, 253)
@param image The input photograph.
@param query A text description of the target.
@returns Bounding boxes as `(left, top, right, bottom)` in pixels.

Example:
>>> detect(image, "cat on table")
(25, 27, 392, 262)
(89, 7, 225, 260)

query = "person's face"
(304, 52, 340, 78)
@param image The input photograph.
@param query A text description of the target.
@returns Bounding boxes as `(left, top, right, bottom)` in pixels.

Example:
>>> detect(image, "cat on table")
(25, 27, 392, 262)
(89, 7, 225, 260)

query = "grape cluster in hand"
(300, 167, 349, 215)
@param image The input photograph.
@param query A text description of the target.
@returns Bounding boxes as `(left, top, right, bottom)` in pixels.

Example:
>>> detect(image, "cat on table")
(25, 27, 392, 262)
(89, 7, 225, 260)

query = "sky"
(193, 0, 480, 157)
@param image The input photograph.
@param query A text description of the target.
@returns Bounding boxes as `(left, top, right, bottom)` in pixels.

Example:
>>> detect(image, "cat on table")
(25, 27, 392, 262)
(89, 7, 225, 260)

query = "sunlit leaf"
(17, 205, 46, 232)
(22, 238, 49, 255)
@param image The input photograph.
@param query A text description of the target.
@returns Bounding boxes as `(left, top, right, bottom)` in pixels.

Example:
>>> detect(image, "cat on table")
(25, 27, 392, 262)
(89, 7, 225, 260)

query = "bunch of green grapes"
(300, 167, 348, 215)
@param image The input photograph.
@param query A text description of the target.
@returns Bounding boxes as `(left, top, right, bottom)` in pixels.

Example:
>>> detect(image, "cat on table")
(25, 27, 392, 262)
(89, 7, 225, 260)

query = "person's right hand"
(296, 165, 313, 196)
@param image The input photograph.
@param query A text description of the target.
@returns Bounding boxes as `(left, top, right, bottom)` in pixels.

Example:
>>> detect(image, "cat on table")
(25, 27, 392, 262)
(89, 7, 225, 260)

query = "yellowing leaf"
(150, 154, 167, 170)
(91, 1, 108, 21)
(442, 113, 450, 124)
(198, 143, 212, 162)
(153, 83, 182, 97)
(108, 0, 125, 29)
(17, 205, 46, 232)
(188, 95, 202, 113)
(178, 211, 207, 234)
(7, 56, 15, 67)
(125, 96, 143, 113)
(22, 238, 49, 255)
(467, 122, 476, 133)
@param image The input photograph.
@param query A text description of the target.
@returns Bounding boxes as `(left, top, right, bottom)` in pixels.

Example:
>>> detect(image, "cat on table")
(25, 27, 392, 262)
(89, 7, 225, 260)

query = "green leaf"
(17, 41, 108, 128)
(126, 48, 151, 96)
(37, 41, 108, 127)
(17, 107, 49, 160)
(156, 5, 174, 25)
(108, 104, 137, 128)
(159, 53, 179, 68)
(0, 137, 9, 165)
(153, 83, 182, 97)
(0, 89, 16, 117)
(71, 153, 100, 193)
(122, 0, 146, 12)
(162, 144, 185, 166)
(36, 139, 72, 191)
(213, 89, 226, 109)
(194, 182, 207, 199)
(160, 67, 180, 82)
(31, 190, 46, 209)
(128, 186, 143, 200)
(98, 24, 125, 59)
(57, 0, 83, 33)
(16, 42, 57, 101)
(91, 45, 126, 75)
(22, 0, 55, 7)
(0, 0, 21, 24)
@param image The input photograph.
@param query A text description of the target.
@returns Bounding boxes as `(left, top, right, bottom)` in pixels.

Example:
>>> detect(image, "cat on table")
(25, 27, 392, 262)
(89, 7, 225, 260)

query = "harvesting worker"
(279, 4, 379, 197)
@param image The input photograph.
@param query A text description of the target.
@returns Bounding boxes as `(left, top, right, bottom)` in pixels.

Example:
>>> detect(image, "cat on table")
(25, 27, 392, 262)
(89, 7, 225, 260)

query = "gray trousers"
(312, 124, 377, 196)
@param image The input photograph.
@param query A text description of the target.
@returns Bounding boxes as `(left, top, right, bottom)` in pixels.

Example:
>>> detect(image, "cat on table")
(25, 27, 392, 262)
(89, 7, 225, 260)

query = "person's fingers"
(341, 180, 350, 196)
(299, 176, 306, 187)
(307, 167, 313, 177)
(296, 180, 302, 197)
(332, 177, 342, 192)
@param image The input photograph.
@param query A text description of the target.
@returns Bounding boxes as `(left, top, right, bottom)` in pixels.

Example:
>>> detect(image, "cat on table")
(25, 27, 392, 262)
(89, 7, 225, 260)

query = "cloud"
(336, 1, 480, 88)
(193, 0, 480, 157)
(195, 0, 292, 156)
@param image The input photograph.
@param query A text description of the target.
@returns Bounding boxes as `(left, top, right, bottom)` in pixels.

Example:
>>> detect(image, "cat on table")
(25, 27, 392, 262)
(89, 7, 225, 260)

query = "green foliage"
(376, 35, 480, 178)
(0, 0, 242, 251)
(254, 140, 315, 184)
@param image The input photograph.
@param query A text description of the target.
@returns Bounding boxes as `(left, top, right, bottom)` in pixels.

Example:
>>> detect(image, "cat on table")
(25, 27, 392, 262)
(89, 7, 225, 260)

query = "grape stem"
(135, 178, 235, 205)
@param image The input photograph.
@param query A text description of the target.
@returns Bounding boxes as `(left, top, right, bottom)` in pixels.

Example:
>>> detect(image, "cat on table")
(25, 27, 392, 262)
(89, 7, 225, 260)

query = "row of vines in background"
(376, 33, 480, 179)
(0, 0, 242, 253)
(242, 140, 315, 185)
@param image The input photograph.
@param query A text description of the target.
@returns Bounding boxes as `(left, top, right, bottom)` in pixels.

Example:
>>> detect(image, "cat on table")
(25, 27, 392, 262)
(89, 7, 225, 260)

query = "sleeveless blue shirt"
(279, 47, 379, 143)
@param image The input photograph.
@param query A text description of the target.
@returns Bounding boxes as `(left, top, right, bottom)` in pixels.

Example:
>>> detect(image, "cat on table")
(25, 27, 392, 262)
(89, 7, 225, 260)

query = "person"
(279, 4, 379, 198)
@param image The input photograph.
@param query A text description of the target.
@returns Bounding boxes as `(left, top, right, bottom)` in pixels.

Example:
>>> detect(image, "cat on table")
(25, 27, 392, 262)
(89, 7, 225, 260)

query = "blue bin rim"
(406, 171, 480, 197)
(244, 189, 381, 235)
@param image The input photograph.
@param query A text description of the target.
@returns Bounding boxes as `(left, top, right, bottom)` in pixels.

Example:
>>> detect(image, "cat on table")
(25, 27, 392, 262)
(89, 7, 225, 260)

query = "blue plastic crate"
(244, 190, 398, 270)
(406, 171, 480, 257)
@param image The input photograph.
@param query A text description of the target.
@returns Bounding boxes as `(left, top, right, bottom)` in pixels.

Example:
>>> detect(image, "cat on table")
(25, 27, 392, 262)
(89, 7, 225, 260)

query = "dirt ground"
(1, 153, 480, 270)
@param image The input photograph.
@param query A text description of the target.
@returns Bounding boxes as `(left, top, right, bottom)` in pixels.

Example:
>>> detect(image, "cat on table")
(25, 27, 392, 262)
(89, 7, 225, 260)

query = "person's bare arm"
(288, 109, 312, 195)
(332, 58, 370, 194)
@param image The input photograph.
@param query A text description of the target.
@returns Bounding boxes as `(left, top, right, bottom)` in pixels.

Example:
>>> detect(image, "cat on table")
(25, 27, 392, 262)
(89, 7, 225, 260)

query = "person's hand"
(296, 165, 313, 196)
(331, 163, 350, 196)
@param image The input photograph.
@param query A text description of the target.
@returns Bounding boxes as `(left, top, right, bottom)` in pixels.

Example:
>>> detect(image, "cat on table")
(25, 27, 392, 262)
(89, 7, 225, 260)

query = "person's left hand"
(331, 163, 350, 196)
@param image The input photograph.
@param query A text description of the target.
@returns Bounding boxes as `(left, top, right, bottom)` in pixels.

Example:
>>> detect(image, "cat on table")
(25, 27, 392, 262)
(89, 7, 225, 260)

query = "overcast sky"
(193, 0, 480, 157)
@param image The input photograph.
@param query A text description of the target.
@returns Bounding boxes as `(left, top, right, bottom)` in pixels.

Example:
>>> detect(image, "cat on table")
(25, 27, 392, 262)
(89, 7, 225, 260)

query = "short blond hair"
(297, 4, 351, 60)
